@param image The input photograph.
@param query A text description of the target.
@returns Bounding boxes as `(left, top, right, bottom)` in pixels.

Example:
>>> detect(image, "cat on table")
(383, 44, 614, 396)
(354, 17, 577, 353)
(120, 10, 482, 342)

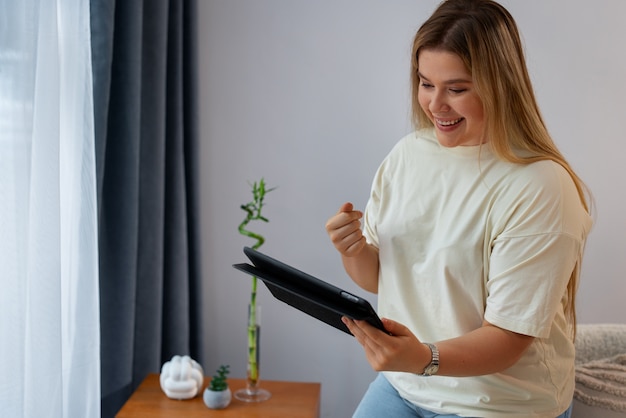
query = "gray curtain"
(90, 0, 202, 416)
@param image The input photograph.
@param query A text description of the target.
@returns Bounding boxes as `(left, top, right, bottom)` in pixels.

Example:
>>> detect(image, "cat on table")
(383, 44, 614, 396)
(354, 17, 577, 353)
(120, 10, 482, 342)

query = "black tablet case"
(233, 246, 386, 336)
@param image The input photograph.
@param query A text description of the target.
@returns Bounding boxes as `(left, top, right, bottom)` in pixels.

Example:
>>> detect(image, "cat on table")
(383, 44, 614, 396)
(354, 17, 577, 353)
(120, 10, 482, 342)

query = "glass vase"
(234, 304, 271, 402)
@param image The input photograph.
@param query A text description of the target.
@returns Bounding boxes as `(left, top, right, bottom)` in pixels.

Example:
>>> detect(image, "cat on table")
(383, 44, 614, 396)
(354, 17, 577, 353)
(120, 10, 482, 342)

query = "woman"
(325, 1, 592, 417)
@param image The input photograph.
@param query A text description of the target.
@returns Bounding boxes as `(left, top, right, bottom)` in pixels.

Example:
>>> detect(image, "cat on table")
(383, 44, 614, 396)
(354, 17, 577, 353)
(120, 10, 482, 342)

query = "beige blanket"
(574, 353, 626, 413)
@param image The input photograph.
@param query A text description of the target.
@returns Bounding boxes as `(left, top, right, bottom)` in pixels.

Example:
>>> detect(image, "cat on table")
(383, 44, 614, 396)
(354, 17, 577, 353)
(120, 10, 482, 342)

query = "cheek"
(461, 98, 485, 124)
(417, 93, 430, 114)
(471, 106, 485, 126)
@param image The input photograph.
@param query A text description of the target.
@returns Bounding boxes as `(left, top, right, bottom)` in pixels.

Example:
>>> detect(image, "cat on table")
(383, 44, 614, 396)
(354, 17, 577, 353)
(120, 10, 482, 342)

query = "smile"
(436, 118, 464, 127)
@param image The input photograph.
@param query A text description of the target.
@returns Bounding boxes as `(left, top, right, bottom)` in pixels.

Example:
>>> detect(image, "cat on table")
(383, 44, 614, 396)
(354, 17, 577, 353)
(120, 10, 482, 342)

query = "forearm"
(433, 321, 534, 377)
(342, 243, 380, 294)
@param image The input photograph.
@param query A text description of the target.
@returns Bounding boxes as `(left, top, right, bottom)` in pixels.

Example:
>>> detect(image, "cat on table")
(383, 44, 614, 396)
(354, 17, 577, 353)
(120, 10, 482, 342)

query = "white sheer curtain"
(0, 0, 100, 417)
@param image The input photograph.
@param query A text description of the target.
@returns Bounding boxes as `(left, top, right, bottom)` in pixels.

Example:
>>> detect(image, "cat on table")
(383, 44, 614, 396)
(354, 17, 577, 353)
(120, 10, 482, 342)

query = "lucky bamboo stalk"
(238, 178, 275, 387)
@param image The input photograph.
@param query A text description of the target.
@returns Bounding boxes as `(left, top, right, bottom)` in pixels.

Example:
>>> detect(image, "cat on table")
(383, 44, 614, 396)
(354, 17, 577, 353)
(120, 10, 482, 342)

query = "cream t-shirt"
(362, 128, 592, 417)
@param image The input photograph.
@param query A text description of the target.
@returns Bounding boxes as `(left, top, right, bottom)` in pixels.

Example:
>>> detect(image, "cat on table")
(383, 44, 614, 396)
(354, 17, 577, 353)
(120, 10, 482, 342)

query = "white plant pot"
(203, 387, 232, 409)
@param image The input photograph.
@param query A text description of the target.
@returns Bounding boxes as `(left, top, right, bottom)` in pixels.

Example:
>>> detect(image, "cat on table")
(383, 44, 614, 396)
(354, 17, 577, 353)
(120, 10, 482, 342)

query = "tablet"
(232, 246, 386, 336)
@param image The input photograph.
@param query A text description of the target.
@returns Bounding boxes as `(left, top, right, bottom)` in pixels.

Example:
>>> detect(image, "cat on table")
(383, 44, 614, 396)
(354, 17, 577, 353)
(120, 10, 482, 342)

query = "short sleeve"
(363, 178, 381, 248)
(485, 233, 581, 337)
(484, 161, 591, 338)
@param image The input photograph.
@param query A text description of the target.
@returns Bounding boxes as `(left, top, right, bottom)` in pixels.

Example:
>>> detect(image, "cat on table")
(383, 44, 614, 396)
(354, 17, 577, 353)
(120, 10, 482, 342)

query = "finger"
(326, 216, 363, 248)
(380, 318, 412, 337)
(326, 209, 363, 231)
(342, 235, 366, 256)
(342, 317, 366, 346)
(342, 317, 361, 339)
(353, 319, 388, 347)
(344, 319, 385, 358)
(333, 220, 363, 244)
(349, 320, 390, 368)
(342, 317, 371, 344)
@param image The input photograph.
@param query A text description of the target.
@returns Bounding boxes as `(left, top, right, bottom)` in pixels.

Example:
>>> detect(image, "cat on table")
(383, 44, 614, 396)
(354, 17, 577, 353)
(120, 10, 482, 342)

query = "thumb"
(339, 202, 354, 213)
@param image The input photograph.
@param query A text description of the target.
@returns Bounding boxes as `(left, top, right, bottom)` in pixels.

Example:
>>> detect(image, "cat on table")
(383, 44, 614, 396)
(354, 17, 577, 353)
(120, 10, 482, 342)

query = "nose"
(429, 90, 450, 113)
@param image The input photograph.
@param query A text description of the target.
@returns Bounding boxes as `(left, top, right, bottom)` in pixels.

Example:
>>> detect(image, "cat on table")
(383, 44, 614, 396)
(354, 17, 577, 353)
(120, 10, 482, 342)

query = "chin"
(435, 133, 462, 148)
(435, 130, 481, 148)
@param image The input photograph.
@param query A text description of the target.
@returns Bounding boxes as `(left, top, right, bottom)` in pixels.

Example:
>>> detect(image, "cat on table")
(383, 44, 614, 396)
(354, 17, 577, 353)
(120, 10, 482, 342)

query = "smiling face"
(417, 49, 486, 147)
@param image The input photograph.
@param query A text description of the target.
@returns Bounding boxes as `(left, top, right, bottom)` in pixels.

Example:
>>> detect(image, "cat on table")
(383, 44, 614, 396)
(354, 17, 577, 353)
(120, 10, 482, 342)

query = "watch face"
(424, 364, 439, 376)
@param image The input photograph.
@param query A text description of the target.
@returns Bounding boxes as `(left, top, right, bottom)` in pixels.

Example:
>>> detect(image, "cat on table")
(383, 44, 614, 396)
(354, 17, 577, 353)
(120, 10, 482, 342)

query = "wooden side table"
(116, 374, 321, 418)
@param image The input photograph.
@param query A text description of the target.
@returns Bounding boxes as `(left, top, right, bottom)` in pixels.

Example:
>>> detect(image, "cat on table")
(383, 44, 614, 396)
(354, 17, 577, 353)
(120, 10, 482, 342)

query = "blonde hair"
(411, 0, 591, 336)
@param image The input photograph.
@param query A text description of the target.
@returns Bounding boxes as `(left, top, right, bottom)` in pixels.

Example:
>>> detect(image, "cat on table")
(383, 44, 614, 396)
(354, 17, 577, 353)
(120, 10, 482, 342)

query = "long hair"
(411, 0, 591, 336)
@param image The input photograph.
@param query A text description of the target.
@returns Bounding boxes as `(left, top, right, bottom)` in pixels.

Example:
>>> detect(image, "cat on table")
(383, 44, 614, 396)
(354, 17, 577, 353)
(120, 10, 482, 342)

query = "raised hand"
(325, 202, 366, 257)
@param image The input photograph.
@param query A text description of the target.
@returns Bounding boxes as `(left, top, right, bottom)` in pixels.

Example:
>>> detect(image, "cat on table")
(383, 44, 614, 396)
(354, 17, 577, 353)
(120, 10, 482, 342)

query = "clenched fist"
(325, 202, 367, 257)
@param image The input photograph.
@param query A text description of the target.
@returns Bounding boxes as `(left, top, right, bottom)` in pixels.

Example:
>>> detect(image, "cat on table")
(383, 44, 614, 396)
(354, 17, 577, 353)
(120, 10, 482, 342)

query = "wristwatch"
(419, 343, 439, 376)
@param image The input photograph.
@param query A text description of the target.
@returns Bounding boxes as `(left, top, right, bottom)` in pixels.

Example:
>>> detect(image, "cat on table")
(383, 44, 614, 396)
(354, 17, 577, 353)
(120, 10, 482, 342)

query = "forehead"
(417, 49, 471, 82)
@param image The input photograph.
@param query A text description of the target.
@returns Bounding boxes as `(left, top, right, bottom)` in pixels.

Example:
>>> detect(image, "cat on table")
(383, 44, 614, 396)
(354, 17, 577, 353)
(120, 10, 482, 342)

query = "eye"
(420, 82, 434, 89)
(449, 88, 467, 94)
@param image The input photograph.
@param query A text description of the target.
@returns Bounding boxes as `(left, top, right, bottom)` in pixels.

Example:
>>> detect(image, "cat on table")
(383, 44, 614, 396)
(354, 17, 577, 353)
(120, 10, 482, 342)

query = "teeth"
(437, 118, 463, 126)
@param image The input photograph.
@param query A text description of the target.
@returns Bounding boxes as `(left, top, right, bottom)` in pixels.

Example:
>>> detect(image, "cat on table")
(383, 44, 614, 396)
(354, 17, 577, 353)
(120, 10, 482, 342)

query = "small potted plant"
(203, 365, 232, 409)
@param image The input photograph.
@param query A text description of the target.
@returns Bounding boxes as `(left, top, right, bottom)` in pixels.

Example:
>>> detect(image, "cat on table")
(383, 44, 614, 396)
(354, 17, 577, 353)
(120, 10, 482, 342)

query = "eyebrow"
(418, 71, 472, 85)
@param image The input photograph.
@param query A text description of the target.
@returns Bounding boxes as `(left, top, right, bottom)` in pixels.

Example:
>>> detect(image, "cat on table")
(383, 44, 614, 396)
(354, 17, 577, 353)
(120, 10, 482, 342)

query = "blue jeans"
(353, 374, 573, 418)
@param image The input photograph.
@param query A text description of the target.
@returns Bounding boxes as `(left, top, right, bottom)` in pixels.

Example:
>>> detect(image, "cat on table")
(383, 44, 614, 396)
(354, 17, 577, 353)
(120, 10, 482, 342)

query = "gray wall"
(197, 1, 626, 417)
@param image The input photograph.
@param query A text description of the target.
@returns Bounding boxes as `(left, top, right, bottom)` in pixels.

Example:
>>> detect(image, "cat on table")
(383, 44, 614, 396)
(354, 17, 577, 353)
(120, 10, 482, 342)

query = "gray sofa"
(572, 323, 626, 418)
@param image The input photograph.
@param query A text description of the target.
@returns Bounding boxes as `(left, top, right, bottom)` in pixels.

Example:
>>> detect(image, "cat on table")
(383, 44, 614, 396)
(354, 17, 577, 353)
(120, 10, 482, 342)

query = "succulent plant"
(208, 364, 230, 392)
